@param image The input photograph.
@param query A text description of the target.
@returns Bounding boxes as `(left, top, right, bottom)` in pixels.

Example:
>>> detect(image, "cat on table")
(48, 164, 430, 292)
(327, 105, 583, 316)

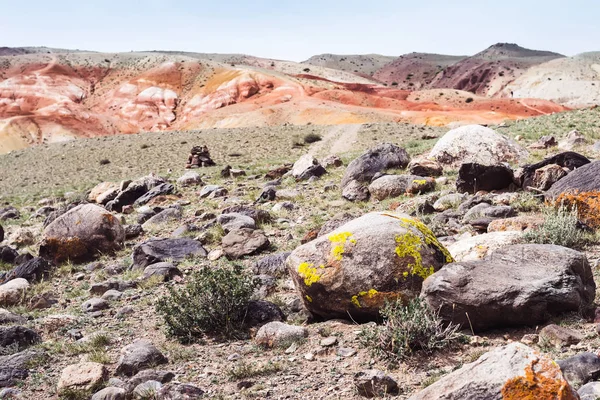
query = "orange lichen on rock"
(501, 357, 577, 400)
(556, 191, 600, 229)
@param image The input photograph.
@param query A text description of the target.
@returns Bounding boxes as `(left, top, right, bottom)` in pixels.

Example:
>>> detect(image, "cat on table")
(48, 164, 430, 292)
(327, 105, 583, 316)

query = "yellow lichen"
(394, 232, 435, 279)
(328, 231, 356, 261)
(398, 216, 454, 263)
(351, 289, 379, 308)
(297, 262, 322, 286)
(305, 295, 313, 302)
(412, 179, 427, 185)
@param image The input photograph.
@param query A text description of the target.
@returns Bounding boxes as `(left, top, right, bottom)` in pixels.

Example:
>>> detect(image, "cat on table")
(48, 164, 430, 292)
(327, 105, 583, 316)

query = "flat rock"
(222, 228, 270, 259)
(255, 321, 308, 348)
(115, 340, 167, 377)
(131, 238, 207, 270)
(57, 362, 108, 393)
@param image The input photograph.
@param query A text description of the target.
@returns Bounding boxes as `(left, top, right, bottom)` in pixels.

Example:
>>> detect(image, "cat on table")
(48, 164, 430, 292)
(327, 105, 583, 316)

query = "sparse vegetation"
(156, 264, 258, 342)
(227, 361, 283, 381)
(523, 204, 585, 248)
(360, 298, 463, 362)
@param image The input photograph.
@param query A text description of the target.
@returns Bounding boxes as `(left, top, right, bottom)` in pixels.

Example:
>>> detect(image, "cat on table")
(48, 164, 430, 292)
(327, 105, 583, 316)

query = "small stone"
(207, 249, 223, 261)
(101, 290, 122, 301)
(320, 337, 338, 347)
(228, 353, 241, 362)
(82, 298, 109, 313)
(285, 343, 298, 354)
(57, 362, 108, 393)
(539, 324, 583, 348)
(304, 353, 314, 361)
(354, 369, 399, 398)
(521, 334, 539, 345)
(336, 347, 356, 357)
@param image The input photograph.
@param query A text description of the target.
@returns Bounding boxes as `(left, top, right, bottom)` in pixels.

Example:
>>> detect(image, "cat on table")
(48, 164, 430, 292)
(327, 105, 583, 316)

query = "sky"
(1, 0, 598, 61)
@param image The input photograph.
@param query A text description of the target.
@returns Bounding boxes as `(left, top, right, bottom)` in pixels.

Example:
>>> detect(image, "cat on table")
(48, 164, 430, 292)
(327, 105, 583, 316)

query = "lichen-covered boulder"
(286, 212, 452, 321)
(429, 125, 529, 167)
(409, 343, 578, 400)
(39, 204, 125, 263)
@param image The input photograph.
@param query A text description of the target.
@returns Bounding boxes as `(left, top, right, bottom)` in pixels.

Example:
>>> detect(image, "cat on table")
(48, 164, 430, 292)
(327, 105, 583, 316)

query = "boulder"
(141, 208, 182, 230)
(409, 343, 577, 399)
(408, 158, 443, 177)
(558, 352, 600, 389)
(428, 125, 529, 167)
(422, 244, 595, 331)
(222, 228, 270, 259)
(462, 203, 515, 224)
(39, 204, 125, 263)
(0, 350, 42, 388)
(354, 369, 399, 398)
(131, 238, 207, 270)
(292, 154, 326, 181)
(255, 321, 308, 348)
(217, 213, 256, 233)
(456, 163, 515, 194)
(245, 300, 285, 328)
(368, 175, 435, 200)
(115, 340, 167, 377)
(134, 183, 175, 206)
(526, 164, 568, 191)
(0, 279, 29, 307)
(57, 362, 108, 393)
(546, 161, 600, 200)
(287, 212, 452, 321)
(446, 231, 522, 262)
(0, 309, 27, 325)
(341, 144, 410, 201)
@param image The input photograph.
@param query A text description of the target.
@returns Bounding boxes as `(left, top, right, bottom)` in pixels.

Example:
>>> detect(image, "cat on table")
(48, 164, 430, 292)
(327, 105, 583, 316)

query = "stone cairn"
(186, 145, 216, 168)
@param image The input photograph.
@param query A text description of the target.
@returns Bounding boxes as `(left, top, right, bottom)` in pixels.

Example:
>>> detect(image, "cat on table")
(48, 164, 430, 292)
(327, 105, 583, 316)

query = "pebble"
(320, 337, 338, 347)
(336, 347, 356, 357)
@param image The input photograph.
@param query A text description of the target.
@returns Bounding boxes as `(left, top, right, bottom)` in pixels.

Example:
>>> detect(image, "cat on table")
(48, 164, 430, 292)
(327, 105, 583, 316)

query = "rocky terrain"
(5, 41, 600, 154)
(2, 107, 600, 399)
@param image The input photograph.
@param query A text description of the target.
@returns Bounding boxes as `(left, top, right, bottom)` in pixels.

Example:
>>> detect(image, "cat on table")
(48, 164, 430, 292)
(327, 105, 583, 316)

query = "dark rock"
(265, 165, 292, 179)
(124, 224, 144, 240)
(89, 280, 136, 296)
(221, 206, 272, 224)
(142, 263, 182, 282)
(0, 310, 26, 325)
(252, 252, 291, 277)
(157, 383, 205, 399)
(134, 183, 175, 206)
(131, 238, 207, 270)
(107, 175, 166, 212)
(115, 340, 167, 377)
(456, 163, 514, 194)
(0, 350, 42, 388)
(0, 208, 19, 222)
(255, 186, 277, 203)
(422, 244, 596, 331)
(341, 143, 410, 201)
(0, 226, 3, 243)
(82, 298, 109, 313)
(127, 369, 175, 390)
(0, 247, 18, 265)
(0, 326, 40, 353)
(245, 300, 285, 328)
(546, 160, 600, 200)
(558, 352, 600, 389)
(354, 369, 399, 398)
(0, 258, 51, 285)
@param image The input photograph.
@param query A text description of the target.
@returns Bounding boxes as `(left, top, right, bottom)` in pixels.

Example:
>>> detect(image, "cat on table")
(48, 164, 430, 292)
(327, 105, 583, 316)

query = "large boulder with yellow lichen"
(286, 212, 452, 321)
(408, 342, 578, 400)
(39, 204, 125, 263)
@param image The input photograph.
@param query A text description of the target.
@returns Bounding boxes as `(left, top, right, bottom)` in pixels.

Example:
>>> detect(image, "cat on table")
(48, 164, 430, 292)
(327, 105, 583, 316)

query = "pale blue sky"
(1, 0, 597, 61)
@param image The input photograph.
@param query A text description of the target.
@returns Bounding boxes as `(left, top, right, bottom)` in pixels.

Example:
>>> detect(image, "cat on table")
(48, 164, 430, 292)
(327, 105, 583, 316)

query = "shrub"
(523, 204, 584, 248)
(156, 264, 258, 342)
(303, 133, 322, 144)
(360, 298, 462, 362)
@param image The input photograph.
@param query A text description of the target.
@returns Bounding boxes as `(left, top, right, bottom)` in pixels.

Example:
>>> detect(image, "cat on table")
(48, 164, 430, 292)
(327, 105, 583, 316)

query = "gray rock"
(102, 290, 123, 301)
(368, 175, 434, 200)
(578, 381, 600, 400)
(0, 309, 26, 325)
(409, 343, 576, 399)
(252, 252, 291, 277)
(82, 298, 109, 313)
(157, 383, 205, 399)
(133, 380, 162, 398)
(222, 228, 270, 260)
(177, 171, 203, 187)
(142, 208, 182, 230)
(221, 206, 272, 224)
(128, 369, 175, 389)
(255, 322, 308, 348)
(107, 175, 166, 212)
(0, 350, 42, 388)
(199, 185, 223, 198)
(115, 340, 167, 377)
(354, 369, 399, 398)
(341, 180, 370, 202)
(422, 244, 596, 331)
(539, 324, 583, 348)
(217, 213, 256, 233)
(131, 238, 207, 270)
(546, 161, 600, 200)
(0, 257, 51, 285)
(142, 262, 182, 282)
(91, 387, 126, 400)
(462, 203, 515, 224)
(245, 300, 285, 328)
(292, 154, 327, 181)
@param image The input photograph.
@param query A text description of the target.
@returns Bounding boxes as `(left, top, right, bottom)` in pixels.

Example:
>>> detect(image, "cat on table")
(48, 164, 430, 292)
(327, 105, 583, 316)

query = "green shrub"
(360, 298, 462, 362)
(523, 205, 584, 248)
(156, 264, 258, 342)
(303, 133, 322, 144)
